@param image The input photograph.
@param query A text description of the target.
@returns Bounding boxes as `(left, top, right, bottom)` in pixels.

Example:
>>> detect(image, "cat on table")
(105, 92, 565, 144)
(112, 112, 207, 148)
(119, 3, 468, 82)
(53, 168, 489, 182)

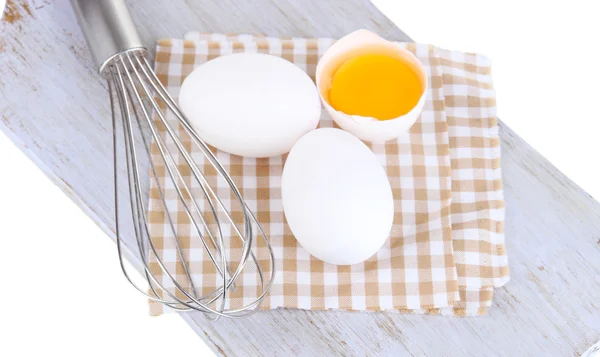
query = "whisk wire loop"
(107, 49, 275, 319)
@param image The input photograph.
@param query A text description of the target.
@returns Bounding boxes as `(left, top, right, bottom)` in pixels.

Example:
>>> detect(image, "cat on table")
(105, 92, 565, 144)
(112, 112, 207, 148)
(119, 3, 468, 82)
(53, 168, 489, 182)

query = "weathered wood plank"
(1, 1, 599, 356)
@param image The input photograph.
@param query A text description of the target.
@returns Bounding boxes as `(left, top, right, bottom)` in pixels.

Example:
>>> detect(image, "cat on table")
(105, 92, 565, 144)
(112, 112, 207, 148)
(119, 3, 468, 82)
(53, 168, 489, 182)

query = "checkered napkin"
(147, 32, 508, 316)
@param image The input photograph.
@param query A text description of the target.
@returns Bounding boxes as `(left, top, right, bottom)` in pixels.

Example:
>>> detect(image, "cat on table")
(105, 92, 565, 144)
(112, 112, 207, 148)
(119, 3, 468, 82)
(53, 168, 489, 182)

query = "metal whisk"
(71, 0, 275, 319)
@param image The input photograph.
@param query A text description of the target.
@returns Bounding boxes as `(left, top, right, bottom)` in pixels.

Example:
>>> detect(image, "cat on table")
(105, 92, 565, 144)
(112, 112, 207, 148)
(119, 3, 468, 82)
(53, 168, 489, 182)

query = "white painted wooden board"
(1, 1, 599, 356)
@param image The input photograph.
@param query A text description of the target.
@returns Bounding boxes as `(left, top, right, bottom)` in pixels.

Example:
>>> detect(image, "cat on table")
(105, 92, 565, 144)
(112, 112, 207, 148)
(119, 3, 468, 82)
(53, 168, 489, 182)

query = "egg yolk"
(328, 54, 422, 120)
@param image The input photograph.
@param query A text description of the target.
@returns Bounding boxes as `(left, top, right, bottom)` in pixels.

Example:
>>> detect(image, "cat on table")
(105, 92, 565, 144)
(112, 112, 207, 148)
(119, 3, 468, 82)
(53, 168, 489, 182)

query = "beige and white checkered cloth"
(147, 32, 509, 316)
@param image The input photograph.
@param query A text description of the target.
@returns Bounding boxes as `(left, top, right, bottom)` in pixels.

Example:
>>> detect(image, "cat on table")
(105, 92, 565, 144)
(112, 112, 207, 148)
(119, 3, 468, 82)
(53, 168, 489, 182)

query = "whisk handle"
(71, 0, 145, 74)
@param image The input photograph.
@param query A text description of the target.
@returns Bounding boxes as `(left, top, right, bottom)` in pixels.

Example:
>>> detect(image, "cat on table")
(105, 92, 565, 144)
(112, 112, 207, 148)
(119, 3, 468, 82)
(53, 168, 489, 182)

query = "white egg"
(281, 128, 394, 265)
(316, 29, 428, 143)
(179, 53, 321, 158)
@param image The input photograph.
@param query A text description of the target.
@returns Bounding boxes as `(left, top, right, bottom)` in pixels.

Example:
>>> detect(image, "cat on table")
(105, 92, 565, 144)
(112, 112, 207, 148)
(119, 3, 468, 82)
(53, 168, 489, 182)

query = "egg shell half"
(179, 53, 322, 158)
(316, 29, 428, 143)
(281, 128, 394, 265)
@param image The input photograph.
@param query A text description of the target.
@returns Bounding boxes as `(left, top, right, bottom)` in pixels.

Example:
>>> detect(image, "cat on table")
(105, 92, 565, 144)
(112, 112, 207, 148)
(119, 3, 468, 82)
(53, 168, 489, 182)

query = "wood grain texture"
(1, 1, 599, 356)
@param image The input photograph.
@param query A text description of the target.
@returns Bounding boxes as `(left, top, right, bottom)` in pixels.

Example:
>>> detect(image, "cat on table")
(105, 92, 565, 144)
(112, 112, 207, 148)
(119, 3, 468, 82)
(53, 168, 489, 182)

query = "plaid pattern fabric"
(147, 33, 508, 316)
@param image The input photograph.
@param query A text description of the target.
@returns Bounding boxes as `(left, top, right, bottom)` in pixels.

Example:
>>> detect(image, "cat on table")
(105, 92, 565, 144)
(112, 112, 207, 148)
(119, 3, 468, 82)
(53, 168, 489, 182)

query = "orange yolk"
(328, 54, 422, 120)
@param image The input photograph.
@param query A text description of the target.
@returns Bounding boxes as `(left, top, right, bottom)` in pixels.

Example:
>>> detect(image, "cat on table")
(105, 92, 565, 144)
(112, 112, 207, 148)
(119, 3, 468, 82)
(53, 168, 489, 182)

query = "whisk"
(71, 0, 275, 319)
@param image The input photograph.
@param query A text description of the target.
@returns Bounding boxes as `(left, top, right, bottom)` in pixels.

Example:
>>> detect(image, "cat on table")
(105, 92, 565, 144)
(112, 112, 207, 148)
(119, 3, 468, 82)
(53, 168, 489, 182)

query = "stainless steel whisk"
(71, 0, 275, 319)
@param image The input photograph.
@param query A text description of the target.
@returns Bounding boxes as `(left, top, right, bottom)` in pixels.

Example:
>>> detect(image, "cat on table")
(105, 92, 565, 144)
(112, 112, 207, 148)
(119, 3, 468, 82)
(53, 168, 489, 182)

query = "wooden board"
(1, 0, 599, 356)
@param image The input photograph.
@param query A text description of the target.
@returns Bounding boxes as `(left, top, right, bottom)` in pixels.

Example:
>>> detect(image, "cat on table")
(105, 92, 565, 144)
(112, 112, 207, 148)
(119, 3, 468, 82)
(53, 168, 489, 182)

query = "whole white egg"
(179, 53, 321, 158)
(281, 128, 394, 265)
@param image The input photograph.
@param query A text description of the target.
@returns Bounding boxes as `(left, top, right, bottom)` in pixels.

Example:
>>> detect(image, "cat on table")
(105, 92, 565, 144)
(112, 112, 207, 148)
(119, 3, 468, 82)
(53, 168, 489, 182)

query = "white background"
(1, 1, 599, 356)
